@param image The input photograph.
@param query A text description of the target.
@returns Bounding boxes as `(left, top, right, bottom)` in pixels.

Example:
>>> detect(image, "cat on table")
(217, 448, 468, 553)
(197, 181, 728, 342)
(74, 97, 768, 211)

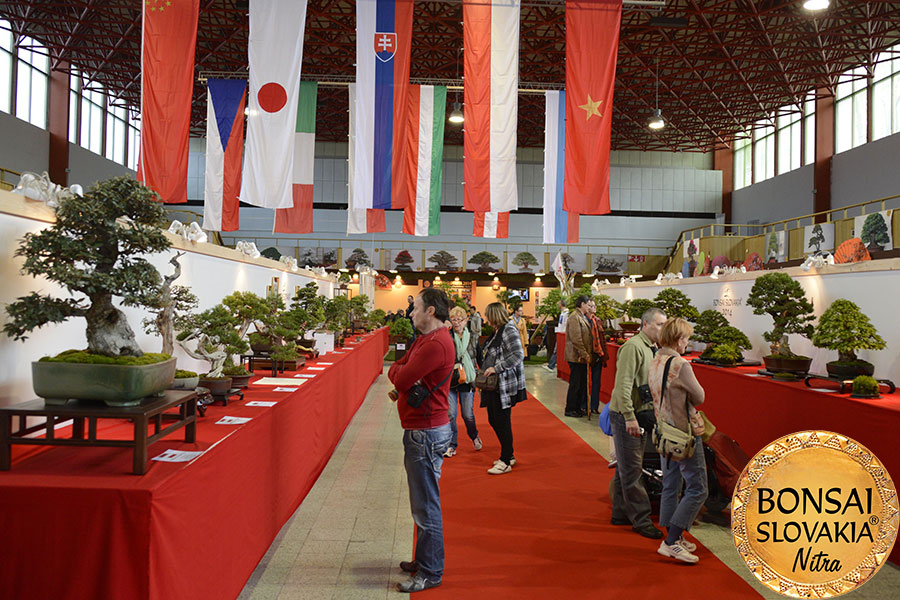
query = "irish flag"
(274, 81, 317, 234)
(402, 85, 446, 237)
(202, 79, 246, 232)
(543, 90, 580, 244)
(473, 212, 510, 239)
(462, 0, 519, 214)
(348, 83, 387, 234)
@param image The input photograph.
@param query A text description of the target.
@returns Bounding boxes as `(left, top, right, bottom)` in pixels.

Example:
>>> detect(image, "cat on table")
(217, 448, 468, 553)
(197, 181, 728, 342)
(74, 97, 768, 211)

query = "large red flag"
(137, 0, 200, 204)
(563, 0, 620, 215)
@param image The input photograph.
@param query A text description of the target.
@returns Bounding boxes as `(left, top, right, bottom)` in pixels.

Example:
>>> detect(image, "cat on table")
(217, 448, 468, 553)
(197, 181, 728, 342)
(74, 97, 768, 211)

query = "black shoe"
(397, 574, 441, 593)
(610, 517, 631, 526)
(633, 524, 664, 539)
(399, 560, 418, 573)
(564, 410, 586, 417)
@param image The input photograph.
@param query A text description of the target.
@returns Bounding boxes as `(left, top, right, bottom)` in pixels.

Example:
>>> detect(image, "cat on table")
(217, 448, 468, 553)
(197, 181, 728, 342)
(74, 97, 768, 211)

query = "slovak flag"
(473, 212, 510, 239)
(202, 79, 246, 232)
(352, 0, 413, 211)
(543, 90, 579, 244)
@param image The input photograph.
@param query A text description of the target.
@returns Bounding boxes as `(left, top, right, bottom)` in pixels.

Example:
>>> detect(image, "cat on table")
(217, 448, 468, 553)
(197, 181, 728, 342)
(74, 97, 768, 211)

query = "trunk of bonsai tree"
(85, 294, 143, 356)
(837, 351, 857, 363)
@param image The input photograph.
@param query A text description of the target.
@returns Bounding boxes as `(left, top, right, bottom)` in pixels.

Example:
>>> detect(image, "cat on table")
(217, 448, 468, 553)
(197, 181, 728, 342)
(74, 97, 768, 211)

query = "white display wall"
(0, 196, 333, 409)
(601, 263, 900, 384)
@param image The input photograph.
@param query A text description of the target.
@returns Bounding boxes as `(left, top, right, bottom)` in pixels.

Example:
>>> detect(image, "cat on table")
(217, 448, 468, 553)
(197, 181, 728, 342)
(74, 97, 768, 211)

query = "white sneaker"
(443, 447, 456, 458)
(657, 540, 699, 564)
(679, 536, 697, 553)
(544, 364, 554, 371)
(473, 437, 483, 451)
(487, 461, 512, 474)
(493, 458, 516, 466)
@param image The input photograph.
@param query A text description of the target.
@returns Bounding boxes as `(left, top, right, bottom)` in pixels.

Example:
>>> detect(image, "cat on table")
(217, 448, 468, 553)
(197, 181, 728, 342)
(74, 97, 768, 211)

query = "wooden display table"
(0, 390, 198, 475)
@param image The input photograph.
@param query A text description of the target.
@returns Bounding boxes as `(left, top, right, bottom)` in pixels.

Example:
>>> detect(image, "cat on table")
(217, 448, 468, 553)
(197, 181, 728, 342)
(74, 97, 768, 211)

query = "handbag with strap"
(473, 370, 498, 392)
(651, 356, 696, 461)
(407, 368, 454, 409)
(450, 363, 467, 388)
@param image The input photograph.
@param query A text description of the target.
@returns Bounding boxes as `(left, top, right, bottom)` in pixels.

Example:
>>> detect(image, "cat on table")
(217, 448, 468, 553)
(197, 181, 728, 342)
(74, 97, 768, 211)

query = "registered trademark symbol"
(869, 515, 880, 525)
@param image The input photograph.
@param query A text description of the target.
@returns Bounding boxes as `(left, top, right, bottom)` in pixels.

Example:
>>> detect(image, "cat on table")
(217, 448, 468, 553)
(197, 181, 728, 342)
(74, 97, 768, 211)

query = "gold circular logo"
(732, 431, 898, 597)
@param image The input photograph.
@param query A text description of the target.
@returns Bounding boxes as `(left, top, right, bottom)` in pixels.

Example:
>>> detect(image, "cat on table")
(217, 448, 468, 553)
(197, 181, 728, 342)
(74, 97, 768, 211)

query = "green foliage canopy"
(747, 272, 815, 356)
(653, 288, 700, 322)
(691, 310, 729, 343)
(812, 299, 886, 362)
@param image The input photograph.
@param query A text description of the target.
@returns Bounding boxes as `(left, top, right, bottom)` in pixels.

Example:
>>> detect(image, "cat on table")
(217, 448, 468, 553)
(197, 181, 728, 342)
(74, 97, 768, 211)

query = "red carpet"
(429, 392, 762, 598)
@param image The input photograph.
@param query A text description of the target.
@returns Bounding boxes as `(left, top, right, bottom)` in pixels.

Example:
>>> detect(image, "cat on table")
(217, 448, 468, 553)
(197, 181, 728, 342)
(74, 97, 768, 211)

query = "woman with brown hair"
(480, 302, 526, 474)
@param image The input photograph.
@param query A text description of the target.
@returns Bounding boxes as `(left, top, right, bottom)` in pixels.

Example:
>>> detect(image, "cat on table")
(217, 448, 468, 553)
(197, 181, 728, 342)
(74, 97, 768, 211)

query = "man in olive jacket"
(609, 307, 667, 538)
(563, 295, 593, 417)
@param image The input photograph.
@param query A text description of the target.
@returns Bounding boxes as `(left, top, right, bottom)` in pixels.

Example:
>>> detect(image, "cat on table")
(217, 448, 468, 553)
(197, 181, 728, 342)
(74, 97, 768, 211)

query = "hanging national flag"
(239, 0, 309, 209)
(202, 79, 246, 232)
(473, 212, 510, 239)
(403, 85, 446, 236)
(348, 83, 387, 234)
(352, 0, 413, 211)
(137, 0, 200, 204)
(563, 0, 621, 215)
(543, 90, 579, 244)
(462, 0, 519, 214)
(274, 81, 318, 234)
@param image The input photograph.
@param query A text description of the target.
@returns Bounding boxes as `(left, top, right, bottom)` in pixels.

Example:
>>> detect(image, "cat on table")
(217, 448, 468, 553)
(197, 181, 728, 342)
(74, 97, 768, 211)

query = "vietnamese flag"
(563, 0, 621, 215)
(137, 0, 200, 204)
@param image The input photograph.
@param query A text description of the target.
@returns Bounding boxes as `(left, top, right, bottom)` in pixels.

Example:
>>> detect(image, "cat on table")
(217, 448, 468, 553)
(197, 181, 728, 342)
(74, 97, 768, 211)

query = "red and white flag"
(240, 0, 309, 209)
(463, 0, 519, 214)
(563, 0, 621, 215)
(473, 212, 510, 239)
(202, 79, 246, 231)
(137, 0, 200, 204)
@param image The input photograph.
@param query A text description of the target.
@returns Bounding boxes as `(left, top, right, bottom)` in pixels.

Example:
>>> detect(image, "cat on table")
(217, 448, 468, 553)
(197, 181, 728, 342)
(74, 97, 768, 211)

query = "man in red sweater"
(389, 288, 455, 593)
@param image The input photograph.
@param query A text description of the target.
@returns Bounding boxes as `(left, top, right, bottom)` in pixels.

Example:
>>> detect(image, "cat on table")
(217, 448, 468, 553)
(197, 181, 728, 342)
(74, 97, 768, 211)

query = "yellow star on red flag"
(578, 95, 603, 121)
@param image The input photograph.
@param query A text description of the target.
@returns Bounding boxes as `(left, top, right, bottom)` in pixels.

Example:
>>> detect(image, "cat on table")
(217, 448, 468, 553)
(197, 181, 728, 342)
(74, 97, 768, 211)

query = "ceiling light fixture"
(802, 0, 830, 11)
(647, 58, 666, 131)
(449, 47, 465, 125)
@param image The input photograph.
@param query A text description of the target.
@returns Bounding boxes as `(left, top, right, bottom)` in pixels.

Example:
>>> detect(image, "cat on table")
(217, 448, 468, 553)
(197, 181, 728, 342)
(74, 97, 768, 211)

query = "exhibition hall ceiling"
(3, 0, 900, 151)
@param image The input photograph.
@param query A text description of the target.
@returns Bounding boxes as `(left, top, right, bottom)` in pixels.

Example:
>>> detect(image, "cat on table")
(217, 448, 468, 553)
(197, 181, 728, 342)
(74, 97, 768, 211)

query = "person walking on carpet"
(650, 317, 708, 564)
(586, 299, 609, 416)
(564, 295, 593, 417)
(609, 306, 667, 539)
(480, 302, 526, 475)
(444, 306, 482, 457)
(512, 305, 529, 355)
(388, 289, 455, 592)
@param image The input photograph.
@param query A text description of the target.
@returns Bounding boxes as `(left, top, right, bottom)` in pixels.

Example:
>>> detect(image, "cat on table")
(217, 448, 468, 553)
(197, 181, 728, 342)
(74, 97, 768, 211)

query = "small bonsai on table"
(811, 299, 886, 379)
(850, 375, 881, 399)
(704, 326, 752, 365)
(747, 272, 816, 374)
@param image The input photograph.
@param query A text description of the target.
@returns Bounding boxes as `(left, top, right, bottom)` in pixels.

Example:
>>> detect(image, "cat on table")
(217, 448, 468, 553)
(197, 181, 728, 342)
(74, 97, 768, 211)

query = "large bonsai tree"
(512, 251, 538, 272)
(594, 255, 624, 274)
(653, 288, 700, 322)
(747, 272, 815, 357)
(3, 177, 170, 357)
(428, 250, 458, 270)
(142, 253, 198, 355)
(593, 294, 623, 330)
(469, 250, 501, 272)
(324, 295, 352, 332)
(625, 298, 657, 322)
(812, 299, 886, 365)
(176, 305, 248, 377)
(691, 310, 729, 345)
(287, 282, 326, 333)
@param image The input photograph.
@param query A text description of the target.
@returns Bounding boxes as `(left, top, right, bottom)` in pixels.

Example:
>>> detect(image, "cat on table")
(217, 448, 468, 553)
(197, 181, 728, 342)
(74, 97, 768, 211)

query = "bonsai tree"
(261, 247, 282, 261)
(394, 250, 415, 271)
(707, 343, 743, 365)
(142, 253, 199, 355)
(807, 224, 825, 252)
(512, 251, 539, 273)
(653, 288, 700, 322)
(851, 375, 880, 397)
(321, 249, 337, 267)
(323, 295, 352, 333)
(297, 248, 318, 267)
(595, 255, 624, 274)
(536, 288, 565, 321)
(704, 326, 752, 362)
(691, 310, 730, 346)
(468, 250, 501, 272)
(428, 250, 458, 271)
(389, 317, 414, 343)
(345, 247, 372, 269)
(286, 282, 326, 334)
(250, 293, 300, 364)
(766, 233, 779, 261)
(860, 213, 890, 251)
(812, 299, 886, 370)
(349, 294, 371, 326)
(367, 309, 387, 329)
(3, 177, 170, 358)
(560, 252, 576, 275)
(496, 289, 523, 313)
(686, 239, 698, 274)
(176, 305, 248, 378)
(746, 272, 815, 357)
(566, 283, 595, 310)
(625, 298, 657, 322)
(593, 294, 623, 330)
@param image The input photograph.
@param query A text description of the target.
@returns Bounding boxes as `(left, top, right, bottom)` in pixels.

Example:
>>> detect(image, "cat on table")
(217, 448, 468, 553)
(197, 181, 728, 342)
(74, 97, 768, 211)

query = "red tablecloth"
(0, 328, 389, 600)
(598, 341, 900, 565)
(556, 332, 569, 381)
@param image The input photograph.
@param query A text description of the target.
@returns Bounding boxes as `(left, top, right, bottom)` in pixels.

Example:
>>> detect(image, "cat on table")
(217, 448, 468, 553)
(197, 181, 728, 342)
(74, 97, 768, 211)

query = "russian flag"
(202, 79, 246, 232)
(473, 212, 510, 239)
(352, 0, 413, 211)
(543, 90, 579, 244)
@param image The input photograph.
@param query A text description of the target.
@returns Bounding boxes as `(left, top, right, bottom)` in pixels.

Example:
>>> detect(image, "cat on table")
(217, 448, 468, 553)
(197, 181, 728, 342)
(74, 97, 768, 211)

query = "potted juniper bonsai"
(324, 295, 352, 347)
(389, 317, 414, 360)
(622, 298, 656, 331)
(691, 310, 729, 353)
(812, 299, 886, 379)
(176, 304, 247, 395)
(747, 272, 816, 375)
(3, 177, 175, 406)
(286, 282, 326, 358)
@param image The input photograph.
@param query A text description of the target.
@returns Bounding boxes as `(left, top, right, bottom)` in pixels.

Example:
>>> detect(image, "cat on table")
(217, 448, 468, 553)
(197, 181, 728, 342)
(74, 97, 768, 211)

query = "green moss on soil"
(174, 369, 198, 378)
(41, 350, 171, 365)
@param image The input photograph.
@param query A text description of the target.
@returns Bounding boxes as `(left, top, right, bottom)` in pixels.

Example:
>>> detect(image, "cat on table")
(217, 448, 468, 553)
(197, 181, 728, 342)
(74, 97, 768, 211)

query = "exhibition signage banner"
(563, 0, 620, 215)
(403, 85, 446, 236)
(543, 90, 580, 244)
(240, 0, 309, 209)
(137, 0, 200, 204)
(473, 211, 510, 239)
(202, 79, 246, 232)
(352, 0, 414, 211)
(348, 83, 387, 234)
(462, 0, 519, 214)
(274, 81, 318, 234)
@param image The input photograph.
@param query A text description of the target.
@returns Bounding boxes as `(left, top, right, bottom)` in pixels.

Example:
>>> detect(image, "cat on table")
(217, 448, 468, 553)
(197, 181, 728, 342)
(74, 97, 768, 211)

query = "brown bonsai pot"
(199, 376, 233, 395)
(826, 361, 875, 380)
(620, 322, 640, 332)
(229, 373, 253, 388)
(763, 355, 812, 375)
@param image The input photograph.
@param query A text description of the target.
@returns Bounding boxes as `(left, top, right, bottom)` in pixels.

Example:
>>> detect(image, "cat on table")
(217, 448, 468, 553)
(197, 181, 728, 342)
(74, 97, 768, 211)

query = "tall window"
(0, 20, 12, 114)
(80, 79, 105, 155)
(776, 106, 801, 174)
(733, 130, 752, 190)
(127, 110, 141, 171)
(872, 46, 900, 141)
(105, 102, 127, 164)
(14, 35, 48, 129)
(753, 117, 775, 183)
(803, 91, 816, 166)
(835, 66, 868, 153)
(68, 69, 80, 143)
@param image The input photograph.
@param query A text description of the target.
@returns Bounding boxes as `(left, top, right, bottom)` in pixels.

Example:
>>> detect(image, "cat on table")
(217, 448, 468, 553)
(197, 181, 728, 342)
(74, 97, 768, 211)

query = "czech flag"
(543, 90, 579, 244)
(352, 0, 413, 211)
(403, 85, 446, 237)
(473, 212, 510, 239)
(202, 79, 246, 232)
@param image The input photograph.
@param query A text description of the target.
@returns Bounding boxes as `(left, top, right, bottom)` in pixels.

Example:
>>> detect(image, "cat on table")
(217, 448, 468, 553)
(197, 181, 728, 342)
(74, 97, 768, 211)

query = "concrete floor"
(239, 362, 900, 600)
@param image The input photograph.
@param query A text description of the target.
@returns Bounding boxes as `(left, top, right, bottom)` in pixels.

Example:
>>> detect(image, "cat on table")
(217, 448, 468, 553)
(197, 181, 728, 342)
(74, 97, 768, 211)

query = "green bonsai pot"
(33, 356, 176, 407)
(171, 369, 200, 390)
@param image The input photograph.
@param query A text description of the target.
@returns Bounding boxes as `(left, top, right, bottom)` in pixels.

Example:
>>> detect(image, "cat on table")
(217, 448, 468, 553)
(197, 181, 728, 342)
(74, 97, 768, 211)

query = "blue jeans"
(448, 388, 478, 449)
(548, 346, 557, 369)
(659, 437, 708, 532)
(403, 423, 452, 580)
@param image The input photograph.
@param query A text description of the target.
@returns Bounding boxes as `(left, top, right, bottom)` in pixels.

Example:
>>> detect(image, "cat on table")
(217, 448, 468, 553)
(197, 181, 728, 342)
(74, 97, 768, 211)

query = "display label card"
(294, 374, 316, 378)
(215, 416, 252, 425)
(307, 367, 326, 371)
(246, 401, 278, 407)
(396, 343, 406, 350)
(254, 377, 308, 386)
(316, 362, 334, 366)
(152, 449, 204, 463)
(272, 387, 298, 392)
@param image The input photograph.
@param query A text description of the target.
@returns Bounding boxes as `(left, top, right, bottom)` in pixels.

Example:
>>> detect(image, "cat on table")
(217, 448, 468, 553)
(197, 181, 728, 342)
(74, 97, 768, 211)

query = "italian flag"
(402, 85, 446, 236)
(473, 211, 510, 239)
(274, 81, 317, 233)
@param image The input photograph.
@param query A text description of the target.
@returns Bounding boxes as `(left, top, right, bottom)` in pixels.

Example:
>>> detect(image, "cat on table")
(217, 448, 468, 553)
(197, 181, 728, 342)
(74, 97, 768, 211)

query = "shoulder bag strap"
(660, 355, 675, 411)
